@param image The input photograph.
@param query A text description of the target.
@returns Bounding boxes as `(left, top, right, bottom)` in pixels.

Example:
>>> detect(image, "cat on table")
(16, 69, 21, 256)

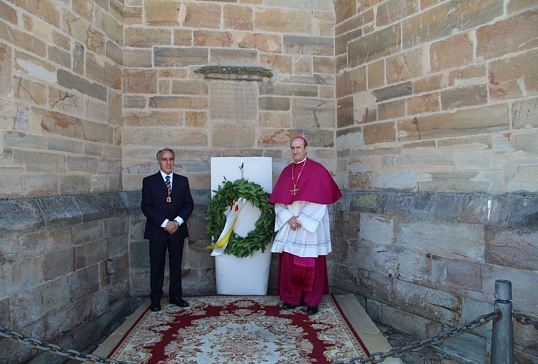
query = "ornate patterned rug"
(105, 295, 369, 363)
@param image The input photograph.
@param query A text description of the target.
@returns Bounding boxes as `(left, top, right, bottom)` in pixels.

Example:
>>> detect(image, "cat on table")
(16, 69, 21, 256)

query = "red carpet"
(106, 295, 369, 363)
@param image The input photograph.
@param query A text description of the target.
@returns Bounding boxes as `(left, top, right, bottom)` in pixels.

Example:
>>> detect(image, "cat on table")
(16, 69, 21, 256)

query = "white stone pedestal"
(210, 157, 273, 295)
(214, 248, 272, 295)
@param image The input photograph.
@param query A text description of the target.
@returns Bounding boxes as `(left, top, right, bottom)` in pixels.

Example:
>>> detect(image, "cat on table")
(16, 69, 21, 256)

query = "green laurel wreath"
(205, 178, 275, 258)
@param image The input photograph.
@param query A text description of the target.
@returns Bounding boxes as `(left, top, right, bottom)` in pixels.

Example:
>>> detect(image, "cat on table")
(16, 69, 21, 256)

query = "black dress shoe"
(307, 306, 318, 315)
(282, 302, 298, 309)
(169, 297, 189, 307)
(150, 301, 161, 312)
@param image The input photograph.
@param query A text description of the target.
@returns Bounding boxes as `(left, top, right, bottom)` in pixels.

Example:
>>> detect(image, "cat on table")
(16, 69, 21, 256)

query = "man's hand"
(164, 220, 179, 235)
(287, 216, 301, 231)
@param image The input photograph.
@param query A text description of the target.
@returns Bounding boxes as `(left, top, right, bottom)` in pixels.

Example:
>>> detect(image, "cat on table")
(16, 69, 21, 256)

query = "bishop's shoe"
(306, 306, 319, 315)
(282, 302, 298, 309)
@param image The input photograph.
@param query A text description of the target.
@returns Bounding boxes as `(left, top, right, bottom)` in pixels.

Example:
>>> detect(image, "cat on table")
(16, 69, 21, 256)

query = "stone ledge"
(194, 66, 273, 81)
(340, 190, 538, 229)
(0, 192, 138, 235)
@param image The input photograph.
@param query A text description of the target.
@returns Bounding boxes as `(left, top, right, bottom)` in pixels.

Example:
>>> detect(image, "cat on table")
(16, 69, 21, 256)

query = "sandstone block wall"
(333, 190, 538, 363)
(0, 0, 124, 199)
(121, 0, 338, 195)
(120, 0, 339, 315)
(335, 0, 538, 194)
(1, 0, 537, 363)
(0, 192, 133, 363)
(334, 1, 538, 362)
(0, 1, 128, 362)
(0, 2, 337, 362)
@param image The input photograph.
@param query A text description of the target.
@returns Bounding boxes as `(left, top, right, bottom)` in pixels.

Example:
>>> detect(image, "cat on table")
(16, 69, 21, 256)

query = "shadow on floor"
(375, 322, 473, 364)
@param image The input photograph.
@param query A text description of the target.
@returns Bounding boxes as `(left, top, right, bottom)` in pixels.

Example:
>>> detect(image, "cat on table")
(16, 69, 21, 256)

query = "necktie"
(165, 175, 171, 192)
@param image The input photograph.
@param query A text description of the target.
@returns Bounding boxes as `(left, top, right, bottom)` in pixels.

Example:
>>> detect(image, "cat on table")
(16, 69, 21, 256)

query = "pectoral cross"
(291, 160, 306, 197)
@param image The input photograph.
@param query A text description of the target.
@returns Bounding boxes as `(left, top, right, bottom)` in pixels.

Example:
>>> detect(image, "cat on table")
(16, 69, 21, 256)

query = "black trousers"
(149, 238, 185, 302)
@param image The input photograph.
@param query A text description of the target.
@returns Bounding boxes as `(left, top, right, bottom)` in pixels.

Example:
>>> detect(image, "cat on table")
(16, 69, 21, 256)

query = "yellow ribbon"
(206, 198, 246, 250)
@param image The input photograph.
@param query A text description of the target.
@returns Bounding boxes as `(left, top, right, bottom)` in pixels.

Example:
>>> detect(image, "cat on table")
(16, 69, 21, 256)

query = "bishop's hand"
(288, 217, 301, 231)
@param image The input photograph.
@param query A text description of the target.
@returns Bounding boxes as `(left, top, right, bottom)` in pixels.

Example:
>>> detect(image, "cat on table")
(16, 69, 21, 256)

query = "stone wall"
(0, 1, 128, 362)
(1, 0, 538, 363)
(334, 1, 538, 363)
(333, 190, 538, 363)
(0, 0, 124, 198)
(120, 0, 338, 322)
(1, 2, 337, 361)
(121, 0, 338, 193)
(0, 192, 134, 363)
(335, 0, 538, 193)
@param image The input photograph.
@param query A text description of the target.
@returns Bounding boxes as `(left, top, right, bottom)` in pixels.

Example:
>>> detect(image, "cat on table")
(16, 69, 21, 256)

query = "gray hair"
(156, 148, 175, 159)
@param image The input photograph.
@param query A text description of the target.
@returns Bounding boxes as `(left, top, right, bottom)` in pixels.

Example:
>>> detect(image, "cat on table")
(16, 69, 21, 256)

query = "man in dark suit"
(141, 148, 194, 312)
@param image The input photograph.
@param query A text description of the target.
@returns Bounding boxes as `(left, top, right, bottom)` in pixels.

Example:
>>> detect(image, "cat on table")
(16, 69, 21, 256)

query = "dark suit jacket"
(141, 172, 194, 242)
